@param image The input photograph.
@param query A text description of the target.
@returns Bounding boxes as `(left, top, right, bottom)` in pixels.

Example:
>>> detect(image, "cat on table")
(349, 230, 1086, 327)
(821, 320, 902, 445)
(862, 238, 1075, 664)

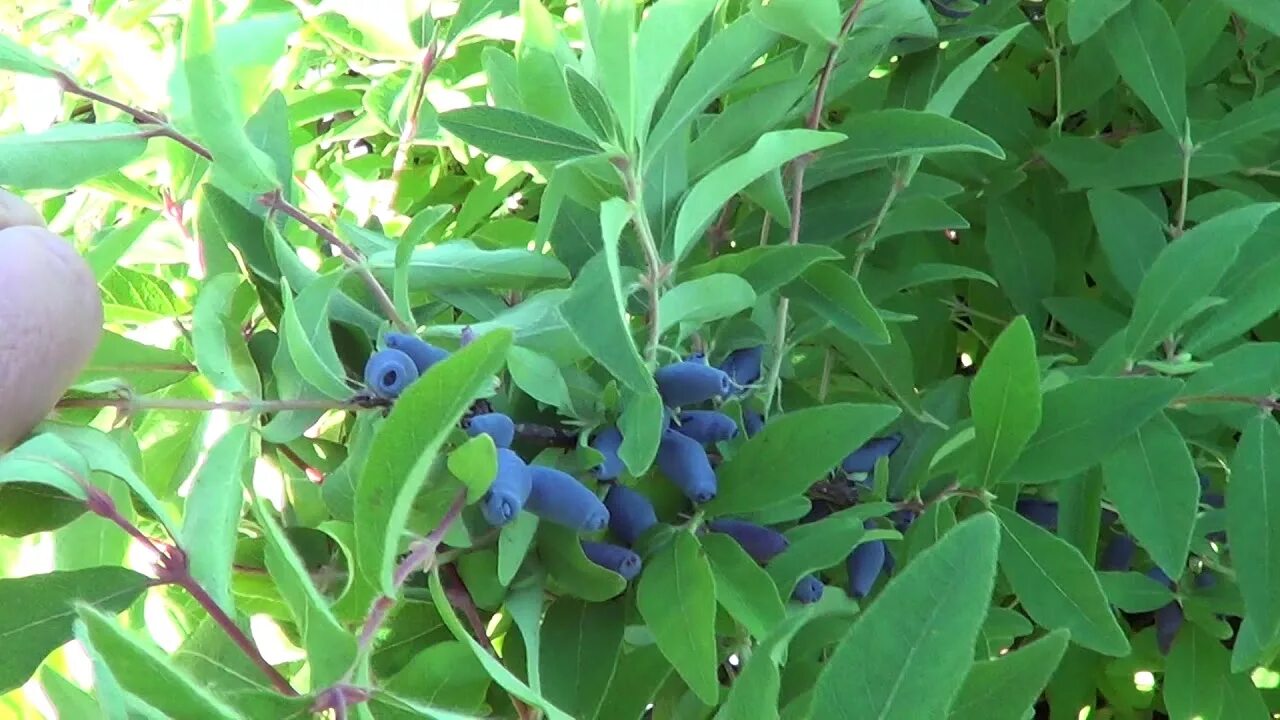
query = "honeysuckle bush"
(3, 0, 1280, 717)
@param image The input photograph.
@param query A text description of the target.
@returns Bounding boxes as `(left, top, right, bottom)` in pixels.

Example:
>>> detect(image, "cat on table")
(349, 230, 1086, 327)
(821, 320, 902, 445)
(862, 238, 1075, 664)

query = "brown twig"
(440, 564, 536, 720)
(388, 42, 442, 209)
(56, 72, 213, 161)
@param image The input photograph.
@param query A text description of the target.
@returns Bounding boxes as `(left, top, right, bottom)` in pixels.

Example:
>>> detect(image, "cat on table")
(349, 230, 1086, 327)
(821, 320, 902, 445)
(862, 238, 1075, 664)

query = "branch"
(1171, 394, 1280, 411)
(261, 190, 413, 333)
(388, 42, 442, 209)
(616, 158, 666, 364)
(56, 72, 213, 161)
(57, 394, 388, 414)
(440, 564, 536, 720)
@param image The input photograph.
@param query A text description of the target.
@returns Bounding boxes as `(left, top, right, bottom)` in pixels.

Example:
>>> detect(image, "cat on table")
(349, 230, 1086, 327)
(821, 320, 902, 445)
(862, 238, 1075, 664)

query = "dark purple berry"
(706, 518, 789, 564)
(466, 412, 515, 449)
(385, 332, 450, 373)
(656, 428, 717, 504)
(604, 484, 658, 546)
(582, 541, 642, 581)
(1146, 567, 1175, 589)
(1203, 493, 1224, 510)
(525, 465, 609, 532)
(364, 348, 420, 399)
(847, 525, 886, 598)
(840, 434, 904, 474)
(744, 410, 766, 438)
(1099, 533, 1136, 572)
(792, 574, 824, 604)
(890, 509, 918, 533)
(480, 448, 532, 527)
(1195, 570, 1218, 590)
(1015, 498, 1059, 532)
(673, 410, 738, 445)
(655, 361, 732, 407)
(1154, 602, 1183, 655)
(591, 426, 626, 481)
(929, 0, 975, 19)
(718, 345, 763, 389)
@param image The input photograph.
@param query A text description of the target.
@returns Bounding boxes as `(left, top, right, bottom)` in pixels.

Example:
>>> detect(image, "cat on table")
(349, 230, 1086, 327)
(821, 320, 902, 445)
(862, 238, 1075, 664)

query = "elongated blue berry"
(792, 574, 824, 604)
(525, 465, 609, 532)
(656, 428, 717, 503)
(674, 410, 738, 445)
(385, 332, 450, 373)
(604, 483, 657, 546)
(364, 348, 420, 399)
(1154, 602, 1183, 655)
(1147, 567, 1175, 589)
(582, 540, 642, 581)
(1015, 498, 1058, 531)
(592, 426, 626, 481)
(706, 518, 789, 564)
(1099, 533, 1136, 572)
(1195, 570, 1217, 589)
(846, 534, 886, 599)
(744, 410, 766, 438)
(719, 345, 763, 389)
(840, 434, 903, 474)
(466, 412, 515, 449)
(480, 448, 532, 527)
(1203, 493, 1224, 509)
(655, 361, 732, 407)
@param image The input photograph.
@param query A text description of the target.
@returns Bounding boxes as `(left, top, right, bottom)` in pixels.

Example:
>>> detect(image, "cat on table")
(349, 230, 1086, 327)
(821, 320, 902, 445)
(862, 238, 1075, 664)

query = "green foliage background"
(2, 0, 1280, 718)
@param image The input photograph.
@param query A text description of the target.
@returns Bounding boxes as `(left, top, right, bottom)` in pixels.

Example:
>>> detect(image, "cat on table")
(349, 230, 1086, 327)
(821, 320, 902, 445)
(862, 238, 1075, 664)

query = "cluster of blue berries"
(362, 332, 452, 399)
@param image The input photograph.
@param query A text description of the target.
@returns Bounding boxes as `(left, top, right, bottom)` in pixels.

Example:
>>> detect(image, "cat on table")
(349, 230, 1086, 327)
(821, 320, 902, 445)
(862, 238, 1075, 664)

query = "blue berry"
(604, 484, 658, 546)
(1203, 493, 1224, 509)
(890, 509, 918, 533)
(655, 361, 732, 407)
(1099, 533, 1136, 572)
(656, 428, 717, 504)
(718, 345, 763, 389)
(466, 412, 515, 449)
(480, 448, 533, 527)
(364, 348, 420, 399)
(791, 574, 824, 604)
(840, 434, 903, 474)
(582, 540, 642, 581)
(1154, 602, 1183, 655)
(846, 532, 886, 599)
(591, 426, 626, 481)
(1194, 570, 1217, 589)
(525, 465, 610, 532)
(1146, 567, 1175, 589)
(385, 332, 450, 373)
(743, 410, 766, 438)
(673, 410, 738, 445)
(1015, 498, 1058, 532)
(706, 518, 789, 564)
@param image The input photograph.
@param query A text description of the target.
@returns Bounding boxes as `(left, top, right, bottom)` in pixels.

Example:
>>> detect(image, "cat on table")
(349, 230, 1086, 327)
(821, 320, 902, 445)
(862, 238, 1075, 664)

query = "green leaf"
(1184, 222, 1280, 353)
(581, 0, 635, 143)
(993, 505, 1130, 656)
(749, 0, 841, 46)
(948, 630, 1071, 720)
(538, 523, 628, 601)
(984, 200, 1056, 331)
(438, 106, 603, 161)
(618, 387, 665, 476)
(355, 329, 513, 595)
(48, 425, 181, 537)
(874, 263, 996, 301)
(701, 533, 786, 639)
(191, 274, 261, 397)
(561, 254, 653, 394)
(504, 579, 545, 694)
(498, 512, 540, 586)
(1124, 203, 1279, 358)
(0, 123, 149, 189)
(447, 434, 498, 503)
(1101, 412, 1198, 578)
(0, 34, 60, 77)
(0, 567, 149, 694)
(815, 109, 1004, 183)
(1228, 414, 1280, 650)
(370, 239, 570, 292)
(540, 598, 623, 719)
(809, 514, 1000, 719)
(645, 14, 779, 160)
(1087, 188, 1167, 301)
(507, 346, 573, 411)
(252, 498, 356, 687)
(565, 67, 618, 142)
(706, 403, 900, 515)
(658, 274, 756, 334)
(182, 0, 279, 191)
(1167, 625, 1269, 720)
(969, 316, 1041, 488)
(0, 433, 89, 501)
(1070, 0, 1132, 43)
(633, 0, 719, 138)
(638, 531, 719, 705)
(1009, 376, 1182, 484)
(279, 274, 352, 400)
(786, 264, 889, 345)
(684, 244, 843, 296)
(1102, 0, 1185, 137)
(428, 570, 573, 720)
(383, 641, 491, 714)
(767, 516, 866, 601)
(181, 424, 251, 615)
(75, 603, 239, 720)
(671, 129, 845, 262)
(447, 0, 519, 41)
(1179, 343, 1280, 411)
(1098, 571, 1175, 612)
